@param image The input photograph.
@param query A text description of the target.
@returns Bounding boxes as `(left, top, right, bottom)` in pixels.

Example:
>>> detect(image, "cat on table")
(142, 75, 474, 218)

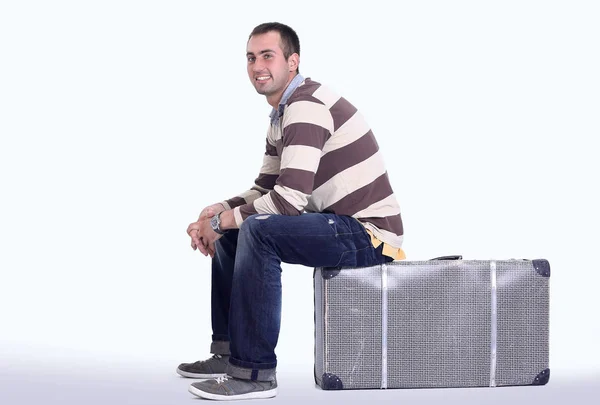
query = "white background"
(1, 0, 598, 385)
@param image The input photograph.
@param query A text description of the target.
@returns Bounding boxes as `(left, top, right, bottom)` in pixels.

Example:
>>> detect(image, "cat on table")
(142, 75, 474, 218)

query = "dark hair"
(249, 22, 300, 73)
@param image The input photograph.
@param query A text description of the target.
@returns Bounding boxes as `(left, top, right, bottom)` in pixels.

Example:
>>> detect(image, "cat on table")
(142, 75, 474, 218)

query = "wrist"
(210, 211, 227, 235)
(218, 209, 237, 230)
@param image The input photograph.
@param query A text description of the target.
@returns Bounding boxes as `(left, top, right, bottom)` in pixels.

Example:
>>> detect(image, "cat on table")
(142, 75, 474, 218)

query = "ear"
(288, 53, 299, 72)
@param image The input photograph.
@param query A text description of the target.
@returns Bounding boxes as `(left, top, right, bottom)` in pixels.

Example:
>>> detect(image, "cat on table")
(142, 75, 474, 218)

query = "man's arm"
(230, 101, 333, 227)
(188, 139, 280, 254)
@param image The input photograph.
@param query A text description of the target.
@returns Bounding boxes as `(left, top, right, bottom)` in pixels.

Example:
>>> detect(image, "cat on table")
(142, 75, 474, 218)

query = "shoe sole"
(188, 385, 278, 400)
(176, 368, 227, 379)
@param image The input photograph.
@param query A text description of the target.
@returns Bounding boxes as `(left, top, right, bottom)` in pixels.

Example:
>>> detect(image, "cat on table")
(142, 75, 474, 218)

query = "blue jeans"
(210, 213, 392, 381)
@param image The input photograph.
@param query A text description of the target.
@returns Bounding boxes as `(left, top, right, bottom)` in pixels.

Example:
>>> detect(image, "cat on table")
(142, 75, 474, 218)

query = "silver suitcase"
(313, 258, 550, 389)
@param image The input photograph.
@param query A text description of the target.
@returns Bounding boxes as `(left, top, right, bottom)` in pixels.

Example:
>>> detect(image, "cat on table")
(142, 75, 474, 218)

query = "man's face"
(246, 31, 296, 99)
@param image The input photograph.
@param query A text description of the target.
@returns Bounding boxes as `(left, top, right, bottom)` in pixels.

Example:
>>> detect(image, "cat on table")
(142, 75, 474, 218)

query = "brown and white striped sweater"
(222, 78, 404, 249)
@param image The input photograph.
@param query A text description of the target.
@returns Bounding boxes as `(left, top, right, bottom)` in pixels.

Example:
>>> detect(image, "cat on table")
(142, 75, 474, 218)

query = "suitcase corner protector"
(320, 373, 344, 390)
(532, 259, 551, 277)
(532, 368, 550, 385)
(319, 267, 342, 280)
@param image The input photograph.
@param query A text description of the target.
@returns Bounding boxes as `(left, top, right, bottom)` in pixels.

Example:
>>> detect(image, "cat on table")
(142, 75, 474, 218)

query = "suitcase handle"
(430, 255, 463, 260)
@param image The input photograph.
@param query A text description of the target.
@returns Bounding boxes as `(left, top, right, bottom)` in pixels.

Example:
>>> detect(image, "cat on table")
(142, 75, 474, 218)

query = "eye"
(263, 54, 272, 59)
(247, 56, 255, 63)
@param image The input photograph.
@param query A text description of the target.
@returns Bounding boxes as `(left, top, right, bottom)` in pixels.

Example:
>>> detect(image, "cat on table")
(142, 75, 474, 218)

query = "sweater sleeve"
(232, 100, 333, 227)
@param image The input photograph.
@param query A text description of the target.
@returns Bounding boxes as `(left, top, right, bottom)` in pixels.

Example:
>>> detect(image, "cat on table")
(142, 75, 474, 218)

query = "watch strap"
(213, 211, 227, 235)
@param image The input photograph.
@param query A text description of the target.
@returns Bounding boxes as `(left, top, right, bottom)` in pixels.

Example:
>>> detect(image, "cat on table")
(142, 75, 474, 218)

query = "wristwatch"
(210, 212, 227, 235)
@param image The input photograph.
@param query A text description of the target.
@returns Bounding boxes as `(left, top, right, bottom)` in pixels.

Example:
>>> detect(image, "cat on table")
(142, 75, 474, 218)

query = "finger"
(191, 231, 203, 249)
(207, 240, 216, 258)
(187, 222, 199, 236)
(193, 238, 204, 253)
(191, 239, 197, 250)
(202, 239, 211, 256)
(208, 233, 222, 258)
(197, 239, 209, 256)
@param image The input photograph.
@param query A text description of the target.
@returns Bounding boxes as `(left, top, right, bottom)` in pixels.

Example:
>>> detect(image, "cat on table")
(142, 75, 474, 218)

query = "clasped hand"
(187, 205, 224, 258)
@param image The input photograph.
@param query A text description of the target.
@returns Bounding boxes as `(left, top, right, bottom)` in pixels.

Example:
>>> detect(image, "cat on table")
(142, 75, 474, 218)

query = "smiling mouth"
(255, 75, 271, 82)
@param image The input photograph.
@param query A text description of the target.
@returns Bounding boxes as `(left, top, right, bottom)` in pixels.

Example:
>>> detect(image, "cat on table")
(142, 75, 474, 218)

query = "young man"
(179, 22, 404, 400)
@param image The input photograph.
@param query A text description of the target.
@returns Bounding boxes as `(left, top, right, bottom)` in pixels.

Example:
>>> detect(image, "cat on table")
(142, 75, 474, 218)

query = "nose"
(252, 59, 266, 73)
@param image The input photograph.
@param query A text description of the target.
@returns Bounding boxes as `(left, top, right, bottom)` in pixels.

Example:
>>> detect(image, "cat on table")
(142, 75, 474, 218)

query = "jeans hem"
(210, 340, 231, 355)
(226, 360, 277, 382)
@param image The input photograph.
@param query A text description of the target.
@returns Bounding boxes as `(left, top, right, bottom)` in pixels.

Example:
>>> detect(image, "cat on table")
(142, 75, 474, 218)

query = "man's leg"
(210, 229, 239, 355)
(190, 213, 390, 399)
(177, 230, 239, 378)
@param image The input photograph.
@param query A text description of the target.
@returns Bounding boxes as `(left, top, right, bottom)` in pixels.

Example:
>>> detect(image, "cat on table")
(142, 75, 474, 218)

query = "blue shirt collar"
(269, 74, 305, 125)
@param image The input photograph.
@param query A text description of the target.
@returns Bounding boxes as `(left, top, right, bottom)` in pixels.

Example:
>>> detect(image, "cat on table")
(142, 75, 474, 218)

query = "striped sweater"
(222, 78, 404, 248)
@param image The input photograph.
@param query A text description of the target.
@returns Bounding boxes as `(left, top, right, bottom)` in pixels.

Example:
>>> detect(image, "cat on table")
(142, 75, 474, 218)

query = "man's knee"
(239, 214, 272, 236)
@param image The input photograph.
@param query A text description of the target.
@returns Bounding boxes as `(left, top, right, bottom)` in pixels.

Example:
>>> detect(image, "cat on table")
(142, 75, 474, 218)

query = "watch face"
(210, 215, 218, 230)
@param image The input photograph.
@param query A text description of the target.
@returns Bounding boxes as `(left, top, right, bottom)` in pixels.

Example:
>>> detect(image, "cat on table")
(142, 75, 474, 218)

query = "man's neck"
(266, 73, 298, 109)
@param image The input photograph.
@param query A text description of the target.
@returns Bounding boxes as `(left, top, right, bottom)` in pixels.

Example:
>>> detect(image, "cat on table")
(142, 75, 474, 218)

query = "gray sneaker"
(188, 375, 278, 400)
(176, 354, 229, 378)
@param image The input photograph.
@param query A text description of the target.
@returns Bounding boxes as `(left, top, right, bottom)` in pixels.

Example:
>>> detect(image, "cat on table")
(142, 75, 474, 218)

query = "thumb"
(206, 207, 215, 217)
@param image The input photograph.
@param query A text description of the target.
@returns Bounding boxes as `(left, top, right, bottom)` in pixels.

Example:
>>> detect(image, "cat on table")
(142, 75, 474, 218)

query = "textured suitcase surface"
(314, 259, 550, 390)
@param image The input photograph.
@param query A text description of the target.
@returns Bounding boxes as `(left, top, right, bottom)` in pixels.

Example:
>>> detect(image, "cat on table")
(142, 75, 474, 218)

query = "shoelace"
(215, 375, 229, 384)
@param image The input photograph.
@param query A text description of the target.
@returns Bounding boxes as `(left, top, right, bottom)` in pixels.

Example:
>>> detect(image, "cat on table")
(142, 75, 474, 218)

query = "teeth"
(257, 76, 270, 81)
